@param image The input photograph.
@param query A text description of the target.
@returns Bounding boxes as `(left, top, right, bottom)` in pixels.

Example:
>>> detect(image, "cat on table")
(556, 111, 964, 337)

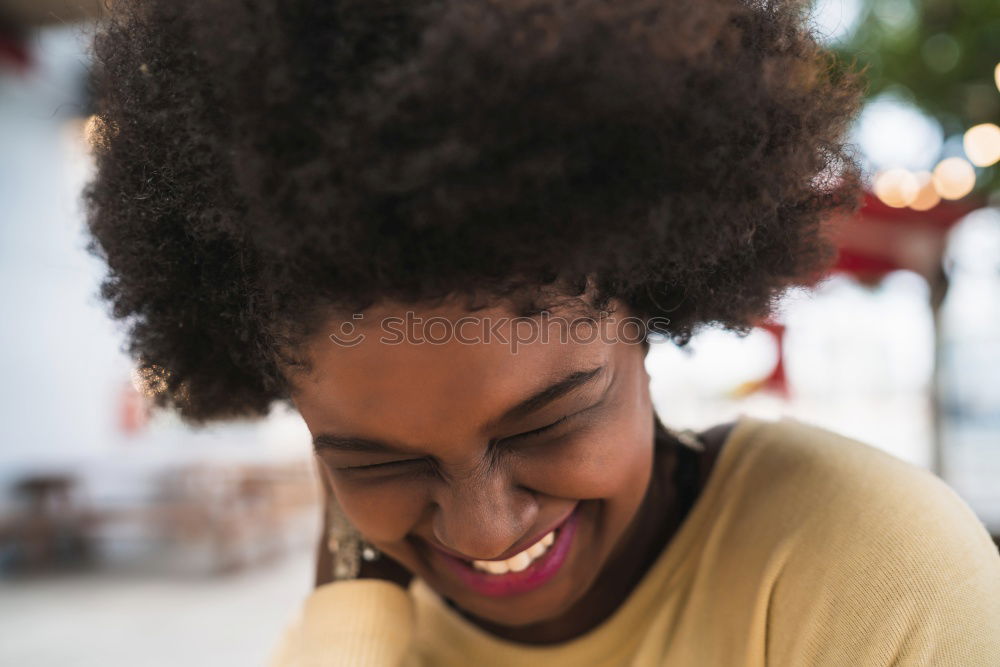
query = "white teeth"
(470, 528, 557, 575)
(526, 542, 547, 559)
(508, 552, 532, 572)
(483, 560, 508, 575)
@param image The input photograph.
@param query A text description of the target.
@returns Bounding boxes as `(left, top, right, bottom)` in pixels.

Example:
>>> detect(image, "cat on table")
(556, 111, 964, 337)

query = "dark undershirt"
(665, 418, 738, 527)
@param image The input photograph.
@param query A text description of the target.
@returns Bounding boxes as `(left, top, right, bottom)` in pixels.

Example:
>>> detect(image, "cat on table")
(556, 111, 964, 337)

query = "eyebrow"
(312, 363, 607, 454)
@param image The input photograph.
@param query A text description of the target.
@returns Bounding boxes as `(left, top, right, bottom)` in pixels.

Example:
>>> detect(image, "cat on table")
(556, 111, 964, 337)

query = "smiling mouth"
(429, 504, 581, 597)
(468, 529, 556, 575)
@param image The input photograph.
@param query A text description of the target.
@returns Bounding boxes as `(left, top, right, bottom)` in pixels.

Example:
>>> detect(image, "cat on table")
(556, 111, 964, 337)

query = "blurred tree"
(829, 0, 1000, 198)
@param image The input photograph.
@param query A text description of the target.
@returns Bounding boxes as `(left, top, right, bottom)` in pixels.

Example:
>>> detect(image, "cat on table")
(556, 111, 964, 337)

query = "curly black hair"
(82, 0, 866, 425)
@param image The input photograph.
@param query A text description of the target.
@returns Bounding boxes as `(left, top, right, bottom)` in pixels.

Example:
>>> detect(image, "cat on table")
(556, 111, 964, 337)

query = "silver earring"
(664, 425, 705, 452)
(326, 496, 381, 580)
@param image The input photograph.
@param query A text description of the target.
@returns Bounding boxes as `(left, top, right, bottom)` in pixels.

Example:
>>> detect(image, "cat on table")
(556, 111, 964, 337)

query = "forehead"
(289, 299, 628, 442)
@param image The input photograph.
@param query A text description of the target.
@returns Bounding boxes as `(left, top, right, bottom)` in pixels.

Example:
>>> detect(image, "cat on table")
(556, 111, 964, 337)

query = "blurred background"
(1, 0, 998, 665)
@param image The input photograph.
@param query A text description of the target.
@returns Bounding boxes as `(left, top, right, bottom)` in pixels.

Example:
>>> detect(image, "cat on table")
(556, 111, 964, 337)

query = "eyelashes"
(342, 458, 426, 472)
(499, 413, 573, 444)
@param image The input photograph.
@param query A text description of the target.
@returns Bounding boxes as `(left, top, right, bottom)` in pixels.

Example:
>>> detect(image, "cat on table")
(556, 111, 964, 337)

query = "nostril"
(429, 492, 538, 562)
(430, 523, 520, 562)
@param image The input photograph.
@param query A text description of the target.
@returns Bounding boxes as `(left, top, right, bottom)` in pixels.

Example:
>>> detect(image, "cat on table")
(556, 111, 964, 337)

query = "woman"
(83, 0, 1000, 664)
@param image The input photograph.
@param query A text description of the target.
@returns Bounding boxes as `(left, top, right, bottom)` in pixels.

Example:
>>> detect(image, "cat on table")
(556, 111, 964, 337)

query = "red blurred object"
(119, 379, 150, 436)
(0, 24, 31, 74)
(827, 191, 984, 285)
(743, 189, 984, 400)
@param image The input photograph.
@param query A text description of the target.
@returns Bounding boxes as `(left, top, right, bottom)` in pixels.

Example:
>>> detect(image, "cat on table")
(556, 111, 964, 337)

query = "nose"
(431, 469, 537, 561)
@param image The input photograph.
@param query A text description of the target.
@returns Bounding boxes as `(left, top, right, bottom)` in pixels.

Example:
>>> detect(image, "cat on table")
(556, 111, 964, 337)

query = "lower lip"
(432, 505, 581, 598)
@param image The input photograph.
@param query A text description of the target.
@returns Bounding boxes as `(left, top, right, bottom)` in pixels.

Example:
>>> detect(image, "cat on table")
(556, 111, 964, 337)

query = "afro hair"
(82, 0, 867, 425)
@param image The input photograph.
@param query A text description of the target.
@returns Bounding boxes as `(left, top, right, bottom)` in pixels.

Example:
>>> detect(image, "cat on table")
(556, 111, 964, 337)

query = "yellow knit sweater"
(268, 414, 1000, 666)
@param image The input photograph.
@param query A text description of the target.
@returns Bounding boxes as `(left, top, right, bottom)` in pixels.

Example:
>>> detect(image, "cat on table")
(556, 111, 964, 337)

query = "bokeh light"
(922, 33, 961, 74)
(963, 123, 1000, 167)
(874, 167, 919, 207)
(853, 92, 944, 172)
(908, 171, 941, 211)
(932, 157, 976, 200)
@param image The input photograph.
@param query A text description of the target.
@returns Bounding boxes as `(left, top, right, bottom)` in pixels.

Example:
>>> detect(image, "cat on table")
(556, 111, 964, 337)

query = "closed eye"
(501, 413, 572, 443)
(501, 397, 606, 445)
(340, 458, 427, 472)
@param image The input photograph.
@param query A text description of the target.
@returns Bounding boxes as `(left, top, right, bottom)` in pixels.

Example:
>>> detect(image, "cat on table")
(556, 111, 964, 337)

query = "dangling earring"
(662, 424, 706, 452)
(326, 495, 381, 581)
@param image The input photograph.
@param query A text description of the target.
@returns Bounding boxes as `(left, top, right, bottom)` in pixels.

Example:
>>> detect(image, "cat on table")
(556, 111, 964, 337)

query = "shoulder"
(267, 580, 414, 666)
(727, 415, 998, 564)
(741, 417, 994, 542)
(734, 416, 1000, 664)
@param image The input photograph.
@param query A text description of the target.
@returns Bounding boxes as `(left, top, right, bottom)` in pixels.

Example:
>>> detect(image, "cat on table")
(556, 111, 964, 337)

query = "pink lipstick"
(431, 504, 581, 597)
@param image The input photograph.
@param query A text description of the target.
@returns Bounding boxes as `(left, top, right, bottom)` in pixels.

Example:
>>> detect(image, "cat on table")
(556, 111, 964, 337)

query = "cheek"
(517, 419, 654, 501)
(323, 467, 428, 543)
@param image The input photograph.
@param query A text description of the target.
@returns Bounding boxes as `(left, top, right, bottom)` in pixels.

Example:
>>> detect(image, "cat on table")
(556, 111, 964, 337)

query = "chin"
(457, 580, 585, 629)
